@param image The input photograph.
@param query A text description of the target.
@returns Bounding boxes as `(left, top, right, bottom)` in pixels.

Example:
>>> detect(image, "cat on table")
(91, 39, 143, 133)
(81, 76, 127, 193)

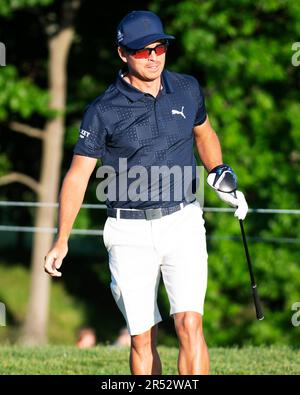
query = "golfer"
(44, 10, 248, 375)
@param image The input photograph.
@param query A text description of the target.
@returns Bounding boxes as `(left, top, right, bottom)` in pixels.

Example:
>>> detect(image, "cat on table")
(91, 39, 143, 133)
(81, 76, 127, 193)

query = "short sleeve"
(73, 103, 107, 159)
(193, 79, 207, 126)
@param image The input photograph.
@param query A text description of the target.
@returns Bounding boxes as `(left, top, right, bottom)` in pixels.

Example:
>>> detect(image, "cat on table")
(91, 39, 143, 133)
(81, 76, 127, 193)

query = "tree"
(0, 0, 80, 345)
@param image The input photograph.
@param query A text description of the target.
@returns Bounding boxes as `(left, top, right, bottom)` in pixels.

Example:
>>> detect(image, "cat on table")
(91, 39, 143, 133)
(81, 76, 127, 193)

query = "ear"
(118, 46, 128, 63)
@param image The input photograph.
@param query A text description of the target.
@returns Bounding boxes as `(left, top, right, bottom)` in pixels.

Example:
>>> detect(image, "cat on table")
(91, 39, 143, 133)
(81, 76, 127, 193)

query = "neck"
(123, 72, 162, 97)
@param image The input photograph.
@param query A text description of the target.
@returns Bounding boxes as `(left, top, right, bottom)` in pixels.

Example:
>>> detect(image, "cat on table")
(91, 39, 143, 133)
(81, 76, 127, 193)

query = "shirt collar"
(161, 69, 174, 95)
(115, 68, 174, 102)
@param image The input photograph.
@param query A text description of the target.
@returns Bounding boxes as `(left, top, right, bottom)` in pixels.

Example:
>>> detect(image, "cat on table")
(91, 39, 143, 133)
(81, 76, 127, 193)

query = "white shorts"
(103, 200, 208, 336)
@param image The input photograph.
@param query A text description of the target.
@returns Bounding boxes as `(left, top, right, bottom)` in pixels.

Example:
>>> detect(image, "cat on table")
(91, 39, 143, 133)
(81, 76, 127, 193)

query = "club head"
(217, 170, 238, 193)
(207, 164, 238, 193)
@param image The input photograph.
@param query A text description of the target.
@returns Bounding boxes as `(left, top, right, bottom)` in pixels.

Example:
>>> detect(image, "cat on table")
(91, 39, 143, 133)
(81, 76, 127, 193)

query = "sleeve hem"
(194, 113, 207, 126)
(73, 151, 101, 159)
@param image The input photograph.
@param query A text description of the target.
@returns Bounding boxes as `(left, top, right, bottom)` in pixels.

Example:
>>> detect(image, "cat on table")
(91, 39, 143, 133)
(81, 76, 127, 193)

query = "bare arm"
(193, 116, 223, 172)
(44, 154, 97, 277)
(56, 155, 97, 242)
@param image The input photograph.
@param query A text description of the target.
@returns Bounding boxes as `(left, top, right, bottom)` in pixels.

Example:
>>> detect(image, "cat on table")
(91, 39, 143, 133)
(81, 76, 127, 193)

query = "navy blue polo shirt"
(74, 69, 207, 209)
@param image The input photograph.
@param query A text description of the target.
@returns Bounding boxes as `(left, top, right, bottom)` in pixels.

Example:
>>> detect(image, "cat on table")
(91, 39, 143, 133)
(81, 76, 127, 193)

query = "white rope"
(0, 225, 299, 243)
(0, 201, 299, 243)
(0, 201, 299, 214)
(0, 225, 103, 236)
(207, 235, 300, 244)
(0, 201, 107, 209)
(204, 208, 300, 214)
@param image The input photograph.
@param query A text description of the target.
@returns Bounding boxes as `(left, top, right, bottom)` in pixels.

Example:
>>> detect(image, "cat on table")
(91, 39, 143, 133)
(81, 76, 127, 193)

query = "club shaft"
(239, 219, 256, 286)
(238, 219, 264, 320)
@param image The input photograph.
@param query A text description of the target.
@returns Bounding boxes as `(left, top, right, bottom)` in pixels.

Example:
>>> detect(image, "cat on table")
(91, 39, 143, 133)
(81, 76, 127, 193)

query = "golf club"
(216, 169, 264, 321)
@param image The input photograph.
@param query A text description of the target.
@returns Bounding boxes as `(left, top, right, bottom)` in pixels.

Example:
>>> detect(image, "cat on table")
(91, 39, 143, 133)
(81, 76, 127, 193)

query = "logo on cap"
(117, 30, 124, 43)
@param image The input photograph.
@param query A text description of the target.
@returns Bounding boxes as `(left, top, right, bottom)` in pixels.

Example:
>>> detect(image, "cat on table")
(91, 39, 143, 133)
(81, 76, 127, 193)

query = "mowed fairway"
(0, 345, 299, 375)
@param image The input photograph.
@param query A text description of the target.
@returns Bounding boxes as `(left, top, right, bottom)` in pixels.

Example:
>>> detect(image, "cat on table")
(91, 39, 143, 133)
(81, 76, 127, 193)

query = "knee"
(131, 329, 156, 352)
(131, 333, 150, 349)
(175, 312, 203, 339)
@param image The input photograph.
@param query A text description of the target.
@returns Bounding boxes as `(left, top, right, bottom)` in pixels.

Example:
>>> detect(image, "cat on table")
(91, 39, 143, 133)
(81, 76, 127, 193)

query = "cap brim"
(123, 33, 175, 50)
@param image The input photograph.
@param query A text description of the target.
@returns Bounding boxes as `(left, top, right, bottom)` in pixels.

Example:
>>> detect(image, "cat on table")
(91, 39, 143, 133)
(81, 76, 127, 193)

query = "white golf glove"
(207, 164, 248, 220)
(216, 190, 248, 220)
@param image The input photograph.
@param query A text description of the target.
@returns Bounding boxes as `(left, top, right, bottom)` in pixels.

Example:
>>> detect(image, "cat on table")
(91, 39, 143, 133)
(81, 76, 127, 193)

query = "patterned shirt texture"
(74, 69, 207, 209)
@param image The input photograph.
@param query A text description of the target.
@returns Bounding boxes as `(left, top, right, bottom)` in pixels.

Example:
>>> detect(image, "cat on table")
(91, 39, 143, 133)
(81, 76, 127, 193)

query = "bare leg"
(174, 311, 210, 375)
(129, 324, 162, 375)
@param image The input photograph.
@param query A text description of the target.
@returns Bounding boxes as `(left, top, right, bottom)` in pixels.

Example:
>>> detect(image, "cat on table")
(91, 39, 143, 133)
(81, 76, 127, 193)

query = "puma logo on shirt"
(172, 106, 186, 119)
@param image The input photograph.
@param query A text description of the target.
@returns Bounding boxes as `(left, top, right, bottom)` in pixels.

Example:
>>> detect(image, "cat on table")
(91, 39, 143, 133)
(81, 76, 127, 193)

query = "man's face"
(118, 40, 167, 82)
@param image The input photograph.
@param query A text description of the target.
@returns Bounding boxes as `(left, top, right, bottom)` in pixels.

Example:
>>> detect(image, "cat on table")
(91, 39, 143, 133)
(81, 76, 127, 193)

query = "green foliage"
(0, 65, 51, 191)
(64, 125, 80, 148)
(0, 153, 11, 176)
(0, 0, 53, 17)
(151, 0, 300, 346)
(0, 66, 51, 120)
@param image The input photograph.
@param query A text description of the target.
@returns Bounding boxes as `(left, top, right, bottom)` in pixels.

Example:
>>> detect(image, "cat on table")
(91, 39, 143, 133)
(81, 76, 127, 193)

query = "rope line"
(0, 225, 298, 243)
(0, 201, 299, 214)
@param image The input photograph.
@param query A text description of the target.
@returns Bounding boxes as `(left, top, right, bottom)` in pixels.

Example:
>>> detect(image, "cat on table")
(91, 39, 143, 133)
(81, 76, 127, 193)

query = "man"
(44, 10, 248, 375)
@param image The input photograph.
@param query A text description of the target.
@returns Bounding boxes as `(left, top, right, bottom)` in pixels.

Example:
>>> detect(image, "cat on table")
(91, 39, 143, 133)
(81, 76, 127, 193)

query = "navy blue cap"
(116, 10, 175, 50)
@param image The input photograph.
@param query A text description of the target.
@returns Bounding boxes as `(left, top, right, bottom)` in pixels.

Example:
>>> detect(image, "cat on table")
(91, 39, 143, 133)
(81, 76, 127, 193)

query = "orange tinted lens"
(133, 49, 150, 59)
(132, 44, 167, 59)
(155, 45, 167, 56)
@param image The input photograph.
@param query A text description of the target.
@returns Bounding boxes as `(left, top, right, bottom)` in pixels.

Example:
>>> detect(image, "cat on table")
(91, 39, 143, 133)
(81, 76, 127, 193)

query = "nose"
(148, 49, 158, 61)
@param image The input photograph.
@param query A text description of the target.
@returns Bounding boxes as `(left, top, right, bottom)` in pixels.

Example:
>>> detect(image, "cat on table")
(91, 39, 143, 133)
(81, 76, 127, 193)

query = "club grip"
(252, 285, 264, 320)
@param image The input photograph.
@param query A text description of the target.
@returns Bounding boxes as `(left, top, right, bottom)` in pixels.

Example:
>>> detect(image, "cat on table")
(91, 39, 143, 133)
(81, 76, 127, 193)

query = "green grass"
(0, 345, 299, 374)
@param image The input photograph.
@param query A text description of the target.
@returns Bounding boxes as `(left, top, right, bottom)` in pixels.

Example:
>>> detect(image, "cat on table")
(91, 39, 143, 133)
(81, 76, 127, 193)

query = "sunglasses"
(128, 42, 168, 59)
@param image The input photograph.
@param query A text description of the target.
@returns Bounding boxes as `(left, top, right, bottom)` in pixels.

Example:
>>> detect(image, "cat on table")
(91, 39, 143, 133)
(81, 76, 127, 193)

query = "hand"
(44, 241, 68, 277)
(216, 190, 248, 220)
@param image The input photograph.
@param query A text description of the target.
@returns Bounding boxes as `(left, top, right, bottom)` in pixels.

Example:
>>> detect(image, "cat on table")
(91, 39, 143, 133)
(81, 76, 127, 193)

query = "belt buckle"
(145, 208, 163, 220)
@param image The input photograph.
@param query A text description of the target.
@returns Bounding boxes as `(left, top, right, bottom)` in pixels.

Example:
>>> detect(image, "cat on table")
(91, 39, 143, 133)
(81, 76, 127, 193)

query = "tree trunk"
(20, 28, 75, 345)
